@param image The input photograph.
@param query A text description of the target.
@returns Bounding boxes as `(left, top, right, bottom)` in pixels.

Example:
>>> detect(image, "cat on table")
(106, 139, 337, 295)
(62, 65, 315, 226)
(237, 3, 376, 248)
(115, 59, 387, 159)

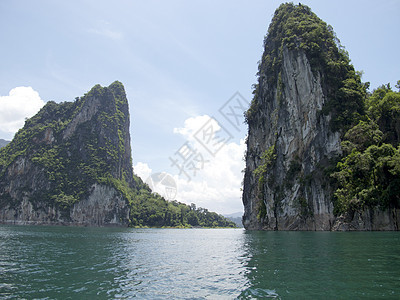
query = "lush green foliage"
(129, 191, 236, 228)
(253, 145, 276, 220)
(333, 85, 400, 214)
(367, 84, 400, 144)
(0, 83, 127, 206)
(253, 145, 277, 182)
(246, 3, 365, 132)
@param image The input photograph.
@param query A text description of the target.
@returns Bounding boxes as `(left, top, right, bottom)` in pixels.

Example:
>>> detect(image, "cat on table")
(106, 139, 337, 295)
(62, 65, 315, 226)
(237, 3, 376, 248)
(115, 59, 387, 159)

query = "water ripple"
(1, 226, 400, 299)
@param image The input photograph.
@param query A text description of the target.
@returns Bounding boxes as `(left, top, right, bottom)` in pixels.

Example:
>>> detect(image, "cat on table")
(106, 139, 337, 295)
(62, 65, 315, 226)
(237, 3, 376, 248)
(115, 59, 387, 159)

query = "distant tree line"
(129, 186, 236, 228)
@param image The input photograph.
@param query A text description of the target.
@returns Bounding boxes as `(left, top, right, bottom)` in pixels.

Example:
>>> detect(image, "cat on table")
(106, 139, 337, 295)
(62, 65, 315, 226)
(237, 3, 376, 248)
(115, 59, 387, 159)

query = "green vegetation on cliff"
(253, 145, 276, 220)
(333, 84, 400, 214)
(0, 81, 132, 208)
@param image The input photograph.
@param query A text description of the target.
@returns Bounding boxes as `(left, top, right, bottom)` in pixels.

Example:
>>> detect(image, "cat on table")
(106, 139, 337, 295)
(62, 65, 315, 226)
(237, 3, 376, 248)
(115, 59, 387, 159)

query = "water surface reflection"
(1, 226, 399, 299)
(238, 231, 400, 299)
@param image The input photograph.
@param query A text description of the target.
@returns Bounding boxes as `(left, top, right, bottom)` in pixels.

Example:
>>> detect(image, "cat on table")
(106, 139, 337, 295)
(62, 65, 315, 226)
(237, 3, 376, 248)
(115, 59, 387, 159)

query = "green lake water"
(0, 225, 399, 299)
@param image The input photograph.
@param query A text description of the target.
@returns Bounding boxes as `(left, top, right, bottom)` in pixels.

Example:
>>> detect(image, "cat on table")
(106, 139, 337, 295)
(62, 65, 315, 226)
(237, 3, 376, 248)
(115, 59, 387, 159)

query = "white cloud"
(173, 115, 228, 157)
(134, 115, 246, 215)
(172, 115, 246, 215)
(173, 115, 219, 139)
(133, 161, 152, 181)
(175, 138, 246, 214)
(133, 162, 178, 201)
(0, 87, 46, 138)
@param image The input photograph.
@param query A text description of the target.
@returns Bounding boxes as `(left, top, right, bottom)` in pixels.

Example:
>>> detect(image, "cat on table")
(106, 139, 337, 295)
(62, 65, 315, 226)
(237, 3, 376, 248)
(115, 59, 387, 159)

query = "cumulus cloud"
(0, 87, 46, 138)
(175, 138, 246, 214)
(135, 114, 246, 214)
(133, 161, 179, 201)
(173, 115, 220, 139)
(173, 115, 246, 214)
(133, 161, 152, 181)
(173, 115, 233, 157)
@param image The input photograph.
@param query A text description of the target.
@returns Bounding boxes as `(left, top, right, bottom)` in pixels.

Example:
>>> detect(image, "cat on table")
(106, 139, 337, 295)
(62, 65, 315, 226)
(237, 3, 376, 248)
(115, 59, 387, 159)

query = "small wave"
(238, 287, 280, 299)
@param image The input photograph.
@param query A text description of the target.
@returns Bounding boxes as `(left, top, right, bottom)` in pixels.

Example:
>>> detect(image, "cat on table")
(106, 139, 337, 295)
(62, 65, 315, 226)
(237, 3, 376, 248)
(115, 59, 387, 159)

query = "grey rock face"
(332, 207, 400, 231)
(0, 184, 129, 226)
(243, 46, 399, 231)
(70, 184, 130, 226)
(243, 47, 340, 230)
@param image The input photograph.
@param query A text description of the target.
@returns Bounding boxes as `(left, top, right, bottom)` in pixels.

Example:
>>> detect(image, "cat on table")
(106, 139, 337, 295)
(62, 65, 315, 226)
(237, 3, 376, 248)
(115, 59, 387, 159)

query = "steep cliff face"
(243, 46, 339, 230)
(242, 3, 395, 230)
(0, 81, 133, 226)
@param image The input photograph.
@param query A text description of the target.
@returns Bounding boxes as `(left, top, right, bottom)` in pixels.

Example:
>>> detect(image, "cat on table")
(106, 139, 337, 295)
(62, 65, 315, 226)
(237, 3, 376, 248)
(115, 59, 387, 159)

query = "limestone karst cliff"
(242, 3, 400, 230)
(0, 82, 237, 228)
(0, 82, 133, 226)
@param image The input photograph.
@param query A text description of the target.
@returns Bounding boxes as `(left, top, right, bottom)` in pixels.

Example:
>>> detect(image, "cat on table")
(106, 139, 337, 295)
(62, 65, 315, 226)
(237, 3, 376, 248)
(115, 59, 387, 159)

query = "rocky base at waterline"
(0, 184, 129, 226)
(332, 207, 400, 231)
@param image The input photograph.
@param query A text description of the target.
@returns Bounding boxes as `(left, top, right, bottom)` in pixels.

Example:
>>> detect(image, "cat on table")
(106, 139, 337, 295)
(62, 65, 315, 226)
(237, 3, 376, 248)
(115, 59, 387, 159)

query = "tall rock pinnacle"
(242, 3, 365, 230)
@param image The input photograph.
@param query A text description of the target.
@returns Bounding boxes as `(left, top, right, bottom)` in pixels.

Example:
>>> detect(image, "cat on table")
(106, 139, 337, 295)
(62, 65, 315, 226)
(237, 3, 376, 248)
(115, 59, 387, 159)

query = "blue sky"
(0, 0, 399, 214)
